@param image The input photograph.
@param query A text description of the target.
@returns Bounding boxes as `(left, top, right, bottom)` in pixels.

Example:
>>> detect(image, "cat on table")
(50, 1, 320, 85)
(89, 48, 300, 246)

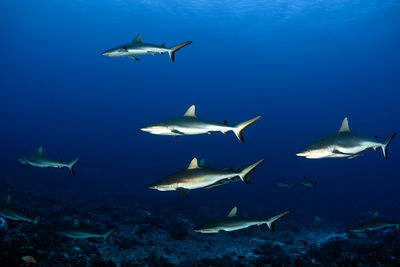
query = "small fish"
(21, 255, 37, 263)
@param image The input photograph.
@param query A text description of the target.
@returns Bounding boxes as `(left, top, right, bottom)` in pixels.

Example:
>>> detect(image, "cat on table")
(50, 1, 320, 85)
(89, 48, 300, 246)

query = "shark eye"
(122, 47, 127, 51)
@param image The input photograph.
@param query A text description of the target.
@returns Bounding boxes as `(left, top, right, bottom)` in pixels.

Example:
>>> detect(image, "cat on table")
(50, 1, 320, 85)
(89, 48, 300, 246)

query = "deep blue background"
(1, 0, 399, 224)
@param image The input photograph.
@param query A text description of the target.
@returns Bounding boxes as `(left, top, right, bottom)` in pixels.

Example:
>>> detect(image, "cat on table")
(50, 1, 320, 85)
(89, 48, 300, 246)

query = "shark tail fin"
(33, 216, 40, 227)
(233, 116, 261, 142)
(103, 229, 114, 241)
(381, 132, 397, 160)
(266, 211, 290, 232)
(238, 159, 264, 184)
(68, 156, 81, 176)
(168, 41, 192, 62)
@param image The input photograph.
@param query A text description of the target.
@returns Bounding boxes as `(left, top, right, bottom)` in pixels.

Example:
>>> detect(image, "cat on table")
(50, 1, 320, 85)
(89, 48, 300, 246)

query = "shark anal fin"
(176, 187, 189, 197)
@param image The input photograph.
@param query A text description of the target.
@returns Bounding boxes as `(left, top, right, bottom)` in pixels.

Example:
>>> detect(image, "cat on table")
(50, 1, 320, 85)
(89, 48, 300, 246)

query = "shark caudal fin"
(33, 216, 40, 227)
(168, 41, 192, 62)
(381, 133, 397, 160)
(238, 159, 264, 184)
(233, 116, 261, 142)
(67, 156, 81, 176)
(266, 211, 290, 231)
(103, 229, 114, 241)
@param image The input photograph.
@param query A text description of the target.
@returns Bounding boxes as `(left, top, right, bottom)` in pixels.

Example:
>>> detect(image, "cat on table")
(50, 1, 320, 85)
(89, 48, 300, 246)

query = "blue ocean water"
(1, 0, 400, 265)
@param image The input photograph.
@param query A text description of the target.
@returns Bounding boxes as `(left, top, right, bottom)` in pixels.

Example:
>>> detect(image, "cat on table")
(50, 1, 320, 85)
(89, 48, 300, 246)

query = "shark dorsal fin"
(228, 207, 237, 217)
(199, 159, 206, 167)
(6, 195, 12, 205)
(339, 117, 351, 132)
(37, 146, 43, 155)
(183, 105, 197, 118)
(133, 33, 142, 43)
(72, 219, 79, 227)
(188, 158, 199, 169)
(371, 211, 378, 219)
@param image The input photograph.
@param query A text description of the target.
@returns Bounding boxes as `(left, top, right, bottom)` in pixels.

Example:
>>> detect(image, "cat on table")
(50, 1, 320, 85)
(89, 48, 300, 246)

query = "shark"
(102, 33, 192, 62)
(300, 177, 317, 192)
(276, 179, 296, 192)
(149, 158, 264, 197)
(18, 147, 81, 176)
(194, 206, 289, 233)
(349, 212, 399, 233)
(57, 219, 114, 240)
(0, 196, 39, 226)
(141, 105, 261, 142)
(296, 117, 397, 159)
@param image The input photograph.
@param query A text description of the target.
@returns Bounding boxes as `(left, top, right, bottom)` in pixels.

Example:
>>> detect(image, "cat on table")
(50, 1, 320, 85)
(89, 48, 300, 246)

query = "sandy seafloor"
(0, 182, 399, 267)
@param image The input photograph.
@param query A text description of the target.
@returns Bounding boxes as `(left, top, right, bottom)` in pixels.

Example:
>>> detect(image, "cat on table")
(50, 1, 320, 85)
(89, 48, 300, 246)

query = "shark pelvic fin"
(339, 117, 351, 132)
(37, 146, 43, 155)
(371, 211, 378, 219)
(183, 105, 196, 118)
(72, 219, 79, 227)
(176, 187, 189, 197)
(6, 195, 12, 205)
(187, 158, 199, 169)
(227, 207, 237, 217)
(133, 33, 142, 43)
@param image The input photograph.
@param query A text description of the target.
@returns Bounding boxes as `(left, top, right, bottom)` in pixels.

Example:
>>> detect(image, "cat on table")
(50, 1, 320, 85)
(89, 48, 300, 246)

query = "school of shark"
(2, 32, 399, 265)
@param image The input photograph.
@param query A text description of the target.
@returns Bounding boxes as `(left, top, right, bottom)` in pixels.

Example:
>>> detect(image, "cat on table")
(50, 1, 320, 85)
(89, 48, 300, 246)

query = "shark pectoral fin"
(171, 129, 185, 135)
(128, 56, 140, 61)
(347, 154, 365, 159)
(176, 187, 189, 197)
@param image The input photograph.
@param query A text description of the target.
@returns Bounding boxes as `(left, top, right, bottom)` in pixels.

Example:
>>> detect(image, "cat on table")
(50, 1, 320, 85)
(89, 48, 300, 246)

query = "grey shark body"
(0, 196, 39, 226)
(349, 212, 399, 233)
(102, 33, 192, 62)
(141, 105, 261, 142)
(18, 147, 80, 175)
(57, 219, 114, 240)
(276, 180, 296, 192)
(300, 177, 317, 192)
(296, 118, 396, 159)
(194, 206, 289, 233)
(149, 158, 264, 196)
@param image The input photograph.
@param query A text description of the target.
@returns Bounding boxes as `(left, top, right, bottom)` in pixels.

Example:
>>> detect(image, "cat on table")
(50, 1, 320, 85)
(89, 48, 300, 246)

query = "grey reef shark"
(349, 212, 399, 233)
(194, 206, 289, 233)
(149, 158, 264, 197)
(18, 146, 81, 175)
(141, 105, 261, 142)
(102, 33, 192, 61)
(57, 219, 114, 240)
(297, 117, 396, 159)
(0, 195, 40, 226)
